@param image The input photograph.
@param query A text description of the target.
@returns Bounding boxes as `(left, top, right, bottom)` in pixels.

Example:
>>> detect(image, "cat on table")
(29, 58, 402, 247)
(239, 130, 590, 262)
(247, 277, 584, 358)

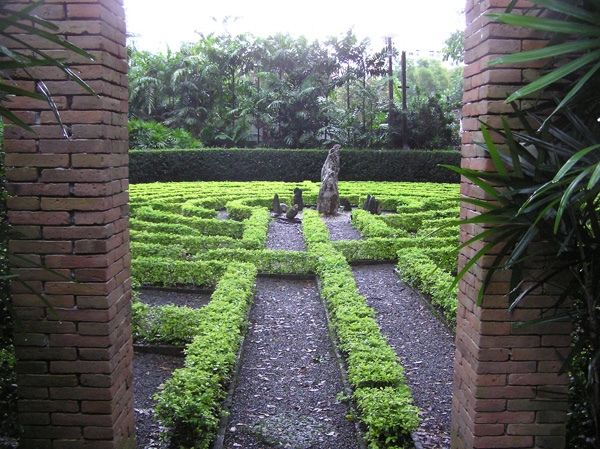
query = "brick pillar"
(452, 1, 571, 449)
(4, 1, 133, 448)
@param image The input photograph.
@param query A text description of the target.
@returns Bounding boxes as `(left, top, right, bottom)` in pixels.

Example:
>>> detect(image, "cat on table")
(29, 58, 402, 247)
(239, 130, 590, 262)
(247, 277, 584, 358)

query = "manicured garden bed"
(129, 180, 459, 448)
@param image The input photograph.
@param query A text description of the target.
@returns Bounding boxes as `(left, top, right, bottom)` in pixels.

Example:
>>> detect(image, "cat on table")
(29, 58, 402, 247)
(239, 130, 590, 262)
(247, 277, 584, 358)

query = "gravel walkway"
(137, 289, 211, 309)
(222, 278, 360, 449)
(266, 212, 307, 251)
(322, 210, 361, 241)
(134, 352, 184, 449)
(352, 264, 455, 449)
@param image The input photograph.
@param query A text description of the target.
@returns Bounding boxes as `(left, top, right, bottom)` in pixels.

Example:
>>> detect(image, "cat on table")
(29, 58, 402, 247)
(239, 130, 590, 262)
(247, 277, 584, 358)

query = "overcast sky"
(123, 0, 465, 54)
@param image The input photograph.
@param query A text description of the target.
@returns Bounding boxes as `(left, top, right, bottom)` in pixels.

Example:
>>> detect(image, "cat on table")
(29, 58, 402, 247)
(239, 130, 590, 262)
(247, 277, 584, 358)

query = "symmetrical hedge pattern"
(128, 180, 460, 447)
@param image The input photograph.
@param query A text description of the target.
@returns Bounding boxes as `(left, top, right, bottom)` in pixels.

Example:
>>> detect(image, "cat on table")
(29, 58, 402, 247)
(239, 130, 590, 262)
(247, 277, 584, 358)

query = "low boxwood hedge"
(303, 210, 419, 448)
(154, 263, 257, 449)
(130, 148, 460, 184)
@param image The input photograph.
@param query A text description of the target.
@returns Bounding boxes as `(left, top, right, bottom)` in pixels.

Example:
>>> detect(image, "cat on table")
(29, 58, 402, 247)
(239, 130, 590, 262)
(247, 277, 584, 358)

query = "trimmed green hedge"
(155, 263, 257, 449)
(130, 148, 460, 184)
(303, 210, 419, 447)
(397, 247, 458, 323)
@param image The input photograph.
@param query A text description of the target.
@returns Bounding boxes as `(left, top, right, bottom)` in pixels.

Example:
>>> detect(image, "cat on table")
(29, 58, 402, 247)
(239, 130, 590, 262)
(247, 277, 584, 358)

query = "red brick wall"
(3, 1, 133, 448)
(452, 1, 570, 448)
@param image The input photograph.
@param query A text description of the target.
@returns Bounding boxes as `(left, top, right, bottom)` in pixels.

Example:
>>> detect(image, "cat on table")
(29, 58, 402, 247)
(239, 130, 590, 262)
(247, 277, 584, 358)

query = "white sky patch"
(123, 0, 465, 54)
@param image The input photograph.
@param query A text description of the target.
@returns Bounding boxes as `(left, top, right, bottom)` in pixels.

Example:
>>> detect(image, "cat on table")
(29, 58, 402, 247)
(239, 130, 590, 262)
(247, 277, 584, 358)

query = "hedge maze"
(129, 180, 459, 447)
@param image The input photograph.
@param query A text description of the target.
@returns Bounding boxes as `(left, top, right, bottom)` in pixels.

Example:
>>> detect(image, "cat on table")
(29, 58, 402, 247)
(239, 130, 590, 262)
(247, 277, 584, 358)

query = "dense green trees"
(128, 30, 462, 150)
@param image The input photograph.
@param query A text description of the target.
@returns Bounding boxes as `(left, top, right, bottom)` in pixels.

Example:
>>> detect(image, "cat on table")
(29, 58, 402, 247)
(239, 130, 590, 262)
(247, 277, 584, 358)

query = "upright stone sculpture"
(293, 188, 304, 211)
(317, 144, 341, 216)
(273, 193, 283, 215)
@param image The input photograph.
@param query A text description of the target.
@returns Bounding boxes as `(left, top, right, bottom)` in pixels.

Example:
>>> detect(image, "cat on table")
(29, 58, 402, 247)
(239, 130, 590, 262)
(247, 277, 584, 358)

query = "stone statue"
(317, 144, 341, 216)
(293, 188, 304, 211)
(273, 194, 283, 215)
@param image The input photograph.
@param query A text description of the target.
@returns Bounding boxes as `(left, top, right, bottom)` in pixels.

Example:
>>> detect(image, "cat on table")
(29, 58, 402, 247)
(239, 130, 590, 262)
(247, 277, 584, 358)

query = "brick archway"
(3, 0, 570, 448)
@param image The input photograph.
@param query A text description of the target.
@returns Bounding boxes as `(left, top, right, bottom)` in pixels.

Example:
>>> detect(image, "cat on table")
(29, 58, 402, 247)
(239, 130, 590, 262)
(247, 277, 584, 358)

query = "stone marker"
(317, 144, 341, 215)
(293, 187, 304, 211)
(286, 204, 299, 220)
(368, 197, 382, 215)
(363, 194, 382, 215)
(363, 194, 372, 211)
(340, 197, 352, 211)
(273, 194, 283, 215)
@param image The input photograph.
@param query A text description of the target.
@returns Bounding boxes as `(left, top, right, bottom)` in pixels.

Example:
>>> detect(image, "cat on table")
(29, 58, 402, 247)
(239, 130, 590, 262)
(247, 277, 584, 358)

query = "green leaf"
(488, 39, 600, 66)
(512, 309, 574, 327)
(482, 124, 508, 176)
(506, 49, 600, 103)
(553, 144, 600, 181)
(528, 0, 600, 24)
(1, 17, 94, 60)
(439, 165, 510, 206)
(587, 162, 600, 190)
(487, 13, 600, 37)
(458, 197, 501, 211)
(541, 60, 600, 127)
(0, 83, 46, 101)
(555, 168, 592, 232)
(502, 117, 523, 178)
(0, 109, 34, 133)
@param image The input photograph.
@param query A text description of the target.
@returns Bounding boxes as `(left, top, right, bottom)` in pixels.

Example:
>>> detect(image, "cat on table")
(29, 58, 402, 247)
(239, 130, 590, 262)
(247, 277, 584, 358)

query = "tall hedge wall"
(129, 148, 461, 184)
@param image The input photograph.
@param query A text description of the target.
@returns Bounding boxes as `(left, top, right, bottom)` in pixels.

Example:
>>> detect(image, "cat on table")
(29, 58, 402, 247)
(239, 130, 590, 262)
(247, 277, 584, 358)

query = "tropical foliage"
(128, 119, 202, 150)
(128, 30, 461, 150)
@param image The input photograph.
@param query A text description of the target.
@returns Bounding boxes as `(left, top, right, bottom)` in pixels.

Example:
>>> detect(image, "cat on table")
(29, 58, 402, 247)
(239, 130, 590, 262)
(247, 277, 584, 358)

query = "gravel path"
(266, 212, 307, 251)
(222, 278, 360, 449)
(134, 352, 184, 449)
(352, 264, 455, 449)
(137, 289, 211, 309)
(321, 210, 361, 241)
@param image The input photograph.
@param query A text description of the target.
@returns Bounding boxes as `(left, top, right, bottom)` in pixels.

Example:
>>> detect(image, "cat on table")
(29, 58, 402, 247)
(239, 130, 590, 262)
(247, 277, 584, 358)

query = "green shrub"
(129, 148, 460, 183)
(240, 208, 270, 250)
(132, 213, 243, 238)
(155, 263, 256, 448)
(354, 386, 420, 449)
(397, 248, 457, 322)
(131, 257, 230, 288)
(134, 305, 207, 346)
(130, 230, 244, 254)
(193, 248, 315, 275)
(351, 210, 409, 239)
(302, 210, 419, 447)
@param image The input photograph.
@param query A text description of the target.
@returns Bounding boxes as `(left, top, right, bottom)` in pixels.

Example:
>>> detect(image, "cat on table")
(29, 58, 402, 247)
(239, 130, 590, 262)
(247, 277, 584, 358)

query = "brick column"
(4, 1, 133, 448)
(452, 1, 571, 449)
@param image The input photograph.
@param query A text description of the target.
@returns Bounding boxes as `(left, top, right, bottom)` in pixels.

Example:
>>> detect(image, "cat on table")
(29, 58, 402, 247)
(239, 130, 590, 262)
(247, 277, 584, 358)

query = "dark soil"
(134, 352, 184, 449)
(322, 210, 362, 241)
(266, 211, 307, 251)
(137, 289, 211, 309)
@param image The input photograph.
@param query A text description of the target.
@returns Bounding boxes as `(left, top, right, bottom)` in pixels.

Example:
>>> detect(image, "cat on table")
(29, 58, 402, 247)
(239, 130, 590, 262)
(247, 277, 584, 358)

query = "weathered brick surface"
(452, 1, 570, 448)
(5, 1, 133, 447)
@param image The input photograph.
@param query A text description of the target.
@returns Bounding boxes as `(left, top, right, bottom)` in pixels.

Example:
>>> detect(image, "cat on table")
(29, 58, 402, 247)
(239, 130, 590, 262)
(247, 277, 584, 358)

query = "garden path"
(352, 264, 454, 448)
(132, 209, 455, 449)
(222, 277, 360, 448)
